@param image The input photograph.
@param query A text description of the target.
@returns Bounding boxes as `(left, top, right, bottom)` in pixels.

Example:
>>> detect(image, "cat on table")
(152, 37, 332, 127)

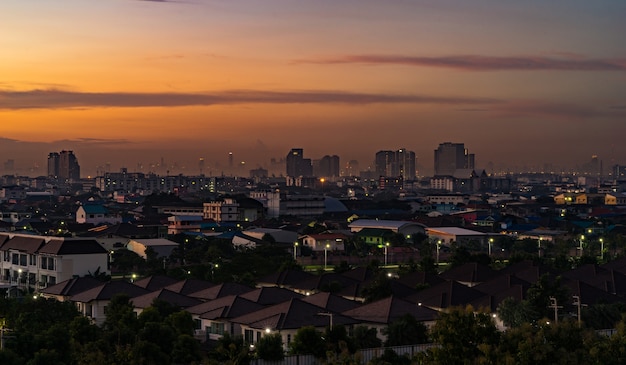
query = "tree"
(383, 314, 428, 346)
(351, 326, 382, 350)
(361, 272, 392, 303)
(171, 334, 202, 364)
(289, 326, 326, 358)
(256, 333, 284, 361)
(497, 297, 538, 328)
(212, 333, 250, 365)
(429, 305, 500, 364)
(102, 294, 139, 347)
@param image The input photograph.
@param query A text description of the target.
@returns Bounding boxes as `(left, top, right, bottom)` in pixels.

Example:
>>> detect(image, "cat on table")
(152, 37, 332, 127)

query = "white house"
(0, 233, 110, 290)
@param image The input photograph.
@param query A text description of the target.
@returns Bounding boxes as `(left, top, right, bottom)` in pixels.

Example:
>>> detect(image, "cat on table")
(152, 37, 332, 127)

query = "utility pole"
(549, 296, 563, 323)
(572, 295, 587, 327)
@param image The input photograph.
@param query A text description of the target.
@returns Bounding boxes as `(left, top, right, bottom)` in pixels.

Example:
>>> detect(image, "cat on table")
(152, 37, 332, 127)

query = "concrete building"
(434, 142, 474, 176)
(48, 150, 81, 180)
(285, 148, 312, 178)
(375, 148, 416, 180)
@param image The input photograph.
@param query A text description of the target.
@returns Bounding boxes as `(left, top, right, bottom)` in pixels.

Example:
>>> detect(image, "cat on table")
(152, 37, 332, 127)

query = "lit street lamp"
(436, 240, 441, 266)
(488, 238, 494, 256)
(293, 242, 298, 260)
(579, 235, 585, 256)
(324, 243, 330, 270)
(600, 238, 604, 261)
(384, 242, 390, 267)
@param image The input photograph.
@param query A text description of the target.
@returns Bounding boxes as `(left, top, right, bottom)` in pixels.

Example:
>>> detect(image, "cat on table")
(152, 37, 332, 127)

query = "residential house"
(0, 233, 109, 290)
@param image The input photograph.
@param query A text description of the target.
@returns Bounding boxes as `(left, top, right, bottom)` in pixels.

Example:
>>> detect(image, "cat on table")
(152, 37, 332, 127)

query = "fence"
(250, 343, 437, 365)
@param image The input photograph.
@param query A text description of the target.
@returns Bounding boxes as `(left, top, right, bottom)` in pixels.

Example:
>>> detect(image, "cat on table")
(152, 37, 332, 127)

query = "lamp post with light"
(293, 242, 298, 261)
(324, 244, 330, 271)
(488, 238, 493, 256)
(599, 238, 604, 261)
(384, 242, 390, 267)
(579, 235, 585, 257)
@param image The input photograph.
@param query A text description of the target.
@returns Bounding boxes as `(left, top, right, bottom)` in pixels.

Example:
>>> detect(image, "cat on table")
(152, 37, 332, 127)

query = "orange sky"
(1, 0, 626, 177)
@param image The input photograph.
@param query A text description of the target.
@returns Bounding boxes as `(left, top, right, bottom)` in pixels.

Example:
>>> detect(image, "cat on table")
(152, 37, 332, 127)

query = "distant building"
(285, 148, 312, 178)
(375, 148, 416, 180)
(434, 142, 474, 176)
(48, 150, 80, 180)
(314, 155, 340, 178)
(203, 198, 239, 222)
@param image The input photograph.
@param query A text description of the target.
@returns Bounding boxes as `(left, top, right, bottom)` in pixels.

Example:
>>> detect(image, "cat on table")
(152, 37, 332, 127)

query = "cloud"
(295, 54, 626, 71)
(489, 100, 626, 120)
(0, 88, 500, 110)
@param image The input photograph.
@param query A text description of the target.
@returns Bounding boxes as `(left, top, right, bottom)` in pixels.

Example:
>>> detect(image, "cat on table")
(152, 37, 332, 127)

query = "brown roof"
(70, 280, 151, 302)
(40, 276, 103, 297)
(342, 296, 438, 324)
(0, 234, 45, 253)
(186, 295, 264, 319)
(131, 289, 203, 309)
(405, 280, 485, 310)
(164, 278, 215, 295)
(189, 282, 255, 301)
(232, 298, 358, 331)
(39, 238, 108, 255)
(239, 287, 304, 305)
(302, 292, 361, 313)
(134, 275, 180, 291)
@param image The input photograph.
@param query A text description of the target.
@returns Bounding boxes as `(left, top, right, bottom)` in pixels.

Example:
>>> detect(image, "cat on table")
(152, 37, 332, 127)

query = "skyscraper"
(434, 142, 474, 176)
(285, 148, 312, 177)
(314, 155, 340, 178)
(48, 150, 80, 180)
(374, 149, 416, 180)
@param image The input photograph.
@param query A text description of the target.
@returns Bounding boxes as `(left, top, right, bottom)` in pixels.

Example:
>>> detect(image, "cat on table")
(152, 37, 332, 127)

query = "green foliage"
(256, 333, 284, 361)
(497, 297, 539, 328)
(383, 314, 429, 346)
(352, 326, 382, 350)
(213, 333, 251, 365)
(361, 272, 392, 303)
(526, 274, 569, 320)
(429, 306, 500, 364)
(289, 326, 326, 358)
(369, 348, 411, 365)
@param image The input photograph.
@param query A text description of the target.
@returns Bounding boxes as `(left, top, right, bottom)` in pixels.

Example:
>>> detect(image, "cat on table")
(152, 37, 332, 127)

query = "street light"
(293, 242, 298, 260)
(488, 238, 494, 256)
(324, 243, 330, 270)
(599, 238, 604, 261)
(384, 242, 390, 267)
(436, 240, 441, 266)
(579, 235, 585, 256)
(538, 237, 542, 257)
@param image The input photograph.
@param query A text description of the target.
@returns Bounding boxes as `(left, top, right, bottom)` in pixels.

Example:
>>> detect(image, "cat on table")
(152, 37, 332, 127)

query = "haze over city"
(1, 0, 625, 177)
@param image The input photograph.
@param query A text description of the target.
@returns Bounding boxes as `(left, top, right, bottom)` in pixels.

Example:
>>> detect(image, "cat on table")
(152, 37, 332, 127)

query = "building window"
(29, 254, 36, 266)
(20, 254, 27, 266)
(3, 251, 9, 262)
(244, 329, 254, 344)
(12, 253, 18, 265)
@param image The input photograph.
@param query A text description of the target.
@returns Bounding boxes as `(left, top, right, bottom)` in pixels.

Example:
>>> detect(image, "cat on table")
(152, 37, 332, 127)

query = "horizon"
(2, 1, 625, 177)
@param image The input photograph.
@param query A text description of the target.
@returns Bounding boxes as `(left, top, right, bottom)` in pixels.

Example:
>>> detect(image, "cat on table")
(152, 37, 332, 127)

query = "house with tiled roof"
(239, 286, 304, 305)
(39, 276, 104, 302)
(188, 282, 254, 301)
(232, 298, 358, 349)
(187, 295, 265, 342)
(70, 280, 151, 325)
(342, 296, 439, 342)
(131, 288, 203, 315)
(0, 233, 109, 290)
(300, 233, 349, 252)
(76, 204, 122, 225)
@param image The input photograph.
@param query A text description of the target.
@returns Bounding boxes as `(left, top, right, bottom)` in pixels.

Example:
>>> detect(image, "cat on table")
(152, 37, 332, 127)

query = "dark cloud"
(295, 54, 626, 71)
(490, 101, 626, 120)
(0, 88, 500, 110)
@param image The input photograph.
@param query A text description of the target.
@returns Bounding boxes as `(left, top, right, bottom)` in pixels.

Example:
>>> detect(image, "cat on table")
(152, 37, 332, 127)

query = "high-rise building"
(48, 152, 60, 178)
(285, 148, 312, 177)
(48, 150, 80, 180)
(314, 155, 340, 178)
(434, 142, 474, 176)
(374, 148, 416, 180)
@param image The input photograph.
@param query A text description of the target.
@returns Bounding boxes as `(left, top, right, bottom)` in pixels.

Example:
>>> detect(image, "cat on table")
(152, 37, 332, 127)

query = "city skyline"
(1, 1, 625, 176)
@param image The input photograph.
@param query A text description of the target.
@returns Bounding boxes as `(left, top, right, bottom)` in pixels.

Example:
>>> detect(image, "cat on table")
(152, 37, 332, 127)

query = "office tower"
(315, 155, 340, 178)
(49, 150, 80, 180)
(395, 148, 416, 180)
(434, 142, 474, 176)
(47, 152, 60, 178)
(374, 149, 416, 180)
(346, 160, 359, 177)
(286, 148, 312, 177)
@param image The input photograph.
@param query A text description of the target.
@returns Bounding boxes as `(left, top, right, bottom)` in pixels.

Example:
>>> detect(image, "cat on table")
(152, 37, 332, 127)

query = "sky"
(1, 0, 625, 177)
